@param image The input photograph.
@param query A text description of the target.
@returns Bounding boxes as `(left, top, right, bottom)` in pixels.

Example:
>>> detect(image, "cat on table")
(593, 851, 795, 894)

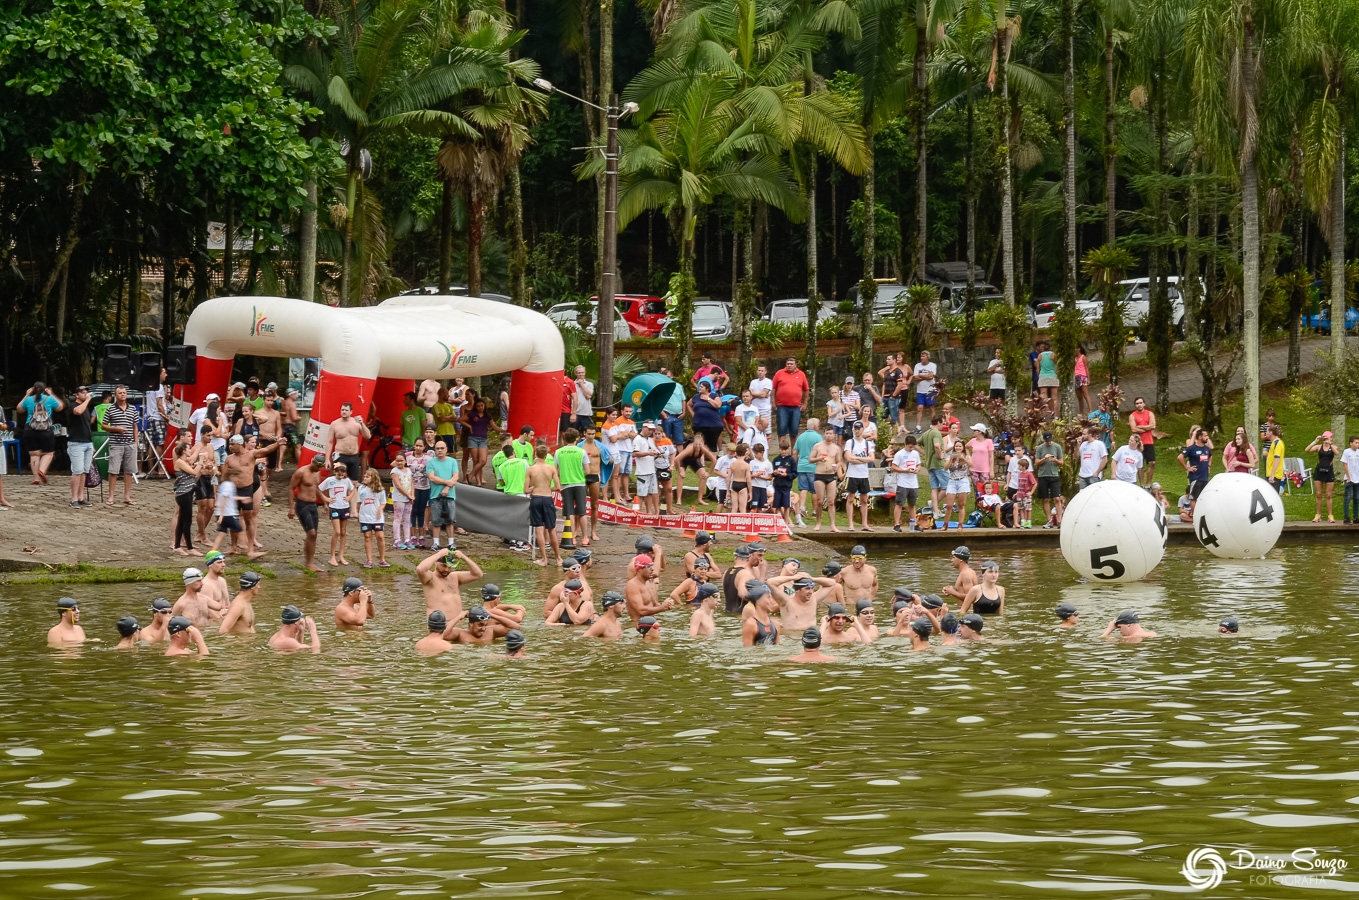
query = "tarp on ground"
(455, 484, 530, 543)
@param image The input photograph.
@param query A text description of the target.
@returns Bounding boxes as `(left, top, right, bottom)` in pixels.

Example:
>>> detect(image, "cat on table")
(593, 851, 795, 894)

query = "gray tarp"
(453, 484, 531, 543)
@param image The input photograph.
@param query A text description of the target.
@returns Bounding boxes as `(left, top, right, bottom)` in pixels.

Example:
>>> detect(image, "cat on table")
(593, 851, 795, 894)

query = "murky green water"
(3, 545, 1358, 897)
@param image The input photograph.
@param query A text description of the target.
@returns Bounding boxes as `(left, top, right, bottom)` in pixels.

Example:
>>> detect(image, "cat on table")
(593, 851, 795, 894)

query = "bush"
(751, 320, 791, 348)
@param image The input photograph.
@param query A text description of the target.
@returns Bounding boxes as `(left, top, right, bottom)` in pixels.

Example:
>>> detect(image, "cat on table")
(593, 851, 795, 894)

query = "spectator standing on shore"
(1263, 425, 1286, 493)
(1077, 426, 1108, 488)
(987, 348, 1006, 401)
(1036, 342, 1059, 413)
(1074, 345, 1091, 415)
(921, 415, 947, 516)
(691, 379, 725, 451)
(748, 364, 773, 426)
(825, 385, 845, 440)
(966, 424, 993, 487)
(144, 367, 169, 463)
(911, 351, 937, 431)
(66, 386, 95, 508)
(890, 433, 921, 532)
(102, 385, 139, 505)
(793, 417, 821, 525)
(406, 438, 431, 549)
(1178, 428, 1213, 515)
(1305, 431, 1338, 523)
(1029, 341, 1041, 398)
(1112, 433, 1144, 484)
(1089, 399, 1114, 456)
(858, 373, 882, 424)
(573, 365, 594, 430)
(19, 382, 63, 485)
(1128, 397, 1157, 487)
(880, 353, 905, 430)
(772, 357, 810, 438)
(1034, 430, 1064, 527)
(693, 352, 729, 391)
(1223, 427, 1258, 474)
(1342, 436, 1359, 524)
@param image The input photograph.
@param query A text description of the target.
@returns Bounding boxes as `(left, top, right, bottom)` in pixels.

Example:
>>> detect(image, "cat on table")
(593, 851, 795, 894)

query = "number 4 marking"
(1197, 517, 1219, 547)
(1249, 489, 1275, 524)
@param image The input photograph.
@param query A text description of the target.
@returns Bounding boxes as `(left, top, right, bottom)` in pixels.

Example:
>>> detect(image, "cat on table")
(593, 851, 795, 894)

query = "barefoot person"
(809, 424, 844, 532)
(164, 616, 209, 657)
(580, 424, 607, 546)
(318, 461, 356, 566)
(416, 548, 483, 618)
(288, 455, 327, 572)
(269, 606, 321, 652)
(323, 402, 371, 481)
(334, 577, 376, 628)
(47, 597, 86, 646)
(527, 445, 562, 567)
(218, 571, 262, 634)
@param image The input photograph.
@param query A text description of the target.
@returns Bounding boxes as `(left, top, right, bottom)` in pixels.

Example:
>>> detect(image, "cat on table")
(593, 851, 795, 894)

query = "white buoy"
(1059, 479, 1167, 582)
(1191, 472, 1284, 559)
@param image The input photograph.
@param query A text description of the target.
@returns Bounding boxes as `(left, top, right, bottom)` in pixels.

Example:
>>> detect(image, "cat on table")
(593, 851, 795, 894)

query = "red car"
(591, 294, 669, 337)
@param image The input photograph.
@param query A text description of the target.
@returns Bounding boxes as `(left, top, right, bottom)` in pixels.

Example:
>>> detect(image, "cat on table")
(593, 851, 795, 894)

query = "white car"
(844, 281, 908, 323)
(1075, 276, 1200, 332)
(765, 298, 809, 324)
(545, 301, 632, 342)
(660, 300, 733, 340)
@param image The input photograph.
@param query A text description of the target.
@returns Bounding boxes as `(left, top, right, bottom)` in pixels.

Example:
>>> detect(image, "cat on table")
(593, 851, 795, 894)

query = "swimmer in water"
(334, 576, 376, 628)
(503, 629, 527, 657)
(688, 583, 721, 636)
(1219, 616, 1239, 635)
(627, 535, 665, 575)
(417, 547, 483, 620)
(165, 615, 209, 656)
(819, 601, 868, 645)
(853, 598, 879, 643)
(942, 545, 978, 604)
(173, 567, 224, 629)
(907, 616, 934, 651)
(218, 570, 262, 634)
(442, 606, 497, 645)
(548, 580, 595, 626)
(772, 575, 839, 632)
(937, 612, 959, 645)
(544, 558, 593, 621)
(583, 592, 627, 639)
(959, 559, 1005, 615)
(637, 616, 662, 642)
(666, 558, 716, 607)
(741, 582, 780, 646)
(115, 616, 140, 649)
(838, 544, 879, 601)
(957, 613, 985, 641)
(479, 584, 526, 629)
(786, 626, 835, 663)
(1055, 602, 1079, 628)
(888, 599, 916, 636)
(140, 598, 173, 643)
(47, 597, 87, 646)
(1101, 609, 1157, 642)
(625, 554, 673, 623)
(415, 611, 454, 655)
(268, 605, 321, 652)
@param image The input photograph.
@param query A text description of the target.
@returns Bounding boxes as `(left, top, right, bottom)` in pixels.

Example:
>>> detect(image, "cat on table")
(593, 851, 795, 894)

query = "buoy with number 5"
(1059, 479, 1167, 582)
(1191, 472, 1284, 559)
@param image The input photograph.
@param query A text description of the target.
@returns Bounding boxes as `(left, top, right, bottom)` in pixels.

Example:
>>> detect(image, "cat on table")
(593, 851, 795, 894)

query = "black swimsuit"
(973, 588, 1002, 615)
(752, 616, 779, 645)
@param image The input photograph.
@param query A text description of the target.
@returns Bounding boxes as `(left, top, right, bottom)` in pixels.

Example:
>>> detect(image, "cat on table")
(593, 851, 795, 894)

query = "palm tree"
(1083, 243, 1136, 384)
(987, 0, 1019, 309)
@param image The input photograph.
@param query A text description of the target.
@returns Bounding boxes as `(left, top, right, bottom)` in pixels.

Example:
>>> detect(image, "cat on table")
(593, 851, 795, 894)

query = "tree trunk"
(1240, 18, 1260, 442)
(55, 261, 70, 345)
(1059, 0, 1078, 418)
(856, 134, 876, 374)
(913, 11, 928, 282)
(596, 0, 613, 301)
(299, 179, 318, 302)
(508, 162, 527, 306)
(964, 80, 977, 394)
(162, 214, 176, 348)
(223, 195, 235, 296)
(439, 177, 454, 293)
(468, 189, 483, 297)
(39, 171, 85, 320)
(129, 205, 141, 334)
(647, 212, 654, 290)
(673, 209, 697, 376)
(1104, 26, 1117, 246)
(1330, 128, 1346, 438)
(1149, 70, 1173, 415)
(340, 167, 356, 306)
(734, 201, 757, 384)
(194, 200, 209, 307)
(1286, 283, 1302, 386)
(805, 149, 820, 404)
(996, 29, 1016, 311)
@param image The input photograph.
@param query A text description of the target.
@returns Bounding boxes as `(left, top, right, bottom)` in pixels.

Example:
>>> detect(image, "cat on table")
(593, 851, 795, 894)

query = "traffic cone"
(560, 516, 575, 550)
(776, 530, 793, 543)
(682, 506, 698, 539)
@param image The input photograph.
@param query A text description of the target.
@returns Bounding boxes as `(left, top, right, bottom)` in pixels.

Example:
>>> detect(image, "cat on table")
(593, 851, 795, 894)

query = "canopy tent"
(168, 295, 565, 462)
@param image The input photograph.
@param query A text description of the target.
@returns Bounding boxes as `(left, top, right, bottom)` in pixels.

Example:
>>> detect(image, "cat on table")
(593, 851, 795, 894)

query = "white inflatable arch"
(169, 294, 565, 462)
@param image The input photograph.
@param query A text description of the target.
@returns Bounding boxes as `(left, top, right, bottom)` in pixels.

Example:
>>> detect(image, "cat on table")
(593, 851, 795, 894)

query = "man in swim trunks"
(942, 545, 978, 604)
(218, 570, 262, 634)
(165, 616, 210, 656)
(625, 554, 673, 623)
(173, 567, 224, 629)
(324, 401, 370, 480)
(526, 444, 561, 567)
(786, 626, 835, 662)
(334, 576, 375, 628)
(48, 597, 87, 646)
(1101, 610, 1158, 642)
(269, 605, 321, 652)
(416, 610, 455, 655)
(441, 606, 498, 645)
(287, 454, 326, 572)
(581, 424, 605, 546)
(583, 591, 627, 638)
(809, 424, 844, 532)
(416, 547, 483, 619)
(839, 544, 879, 601)
(281, 389, 302, 465)
(637, 616, 662, 642)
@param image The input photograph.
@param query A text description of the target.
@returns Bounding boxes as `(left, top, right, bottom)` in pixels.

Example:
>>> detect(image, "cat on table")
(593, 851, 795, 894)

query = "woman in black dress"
(1306, 431, 1338, 522)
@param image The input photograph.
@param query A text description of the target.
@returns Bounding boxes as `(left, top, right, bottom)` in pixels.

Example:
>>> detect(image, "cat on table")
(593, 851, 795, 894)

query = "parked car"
(1028, 296, 1062, 329)
(917, 261, 1003, 312)
(660, 300, 733, 341)
(844, 280, 908, 323)
(544, 300, 632, 342)
(588, 294, 669, 337)
(1075, 276, 1199, 334)
(398, 284, 514, 304)
(1302, 304, 1359, 334)
(765, 298, 809, 324)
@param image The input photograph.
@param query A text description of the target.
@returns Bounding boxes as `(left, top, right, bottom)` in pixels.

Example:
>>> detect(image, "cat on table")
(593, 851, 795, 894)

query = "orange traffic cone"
(776, 530, 793, 543)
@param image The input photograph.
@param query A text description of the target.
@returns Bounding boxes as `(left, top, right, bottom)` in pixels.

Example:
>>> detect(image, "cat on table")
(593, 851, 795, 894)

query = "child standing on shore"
(357, 468, 389, 567)
(390, 454, 414, 549)
(1014, 457, 1036, 528)
(318, 462, 355, 567)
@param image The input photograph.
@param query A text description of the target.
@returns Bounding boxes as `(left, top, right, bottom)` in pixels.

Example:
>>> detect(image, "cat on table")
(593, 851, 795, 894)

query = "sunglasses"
(851, 556, 866, 562)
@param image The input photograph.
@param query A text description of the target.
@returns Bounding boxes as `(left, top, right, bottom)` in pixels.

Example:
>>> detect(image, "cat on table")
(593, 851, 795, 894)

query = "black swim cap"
(822, 561, 842, 577)
(57, 597, 78, 611)
(694, 558, 712, 569)
(952, 545, 971, 561)
(281, 605, 303, 624)
(342, 577, 363, 595)
(850, 544, 867, 557)
(783, 557, 801, 569)
(922, 594, 944, 610)
(892, 599, 909, 615)
(746, 542, 766, 554)
(802, 626, 822, 648)
(468, 606, 491, 623)
(893, 586, 914, 599)
(855, 598, 874, 614)
(696, 583, 720, 598)
(960, 613, 984, 632)
(239, 571, 262, 590)
(735, 545, 752, 559)
(481, 583, 502, 600)
(910, 617, 933, 639)
(562, 558, 581, 570)
(428, 610, 447, 631)
(116, 616, 139, 637)
(637, 615, 658, 632)
(1115, 610, 1139, 626)
(826, 602, 848, 618)
(564, 578, 584, 592)
(167, 615, 192, 635)
(635, 536, 655, 552)
(744, 580, 769, 600)
(695, 531, 713, 545)
(1055, 602, 1078, 620)
(505, 629, 526, 650)
(150, 598, 172, 612)
(1219, 616, 1239, 633)
(791, 576, 816, 591)
(939, 613, 959, 634)
(602, 591, 625, 608)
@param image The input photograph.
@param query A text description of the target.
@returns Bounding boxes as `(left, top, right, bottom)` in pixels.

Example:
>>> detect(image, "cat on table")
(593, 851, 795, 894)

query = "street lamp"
(531, 78, 639, 408)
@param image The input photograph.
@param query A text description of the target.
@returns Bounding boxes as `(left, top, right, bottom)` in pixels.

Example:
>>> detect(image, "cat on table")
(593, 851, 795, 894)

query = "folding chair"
(1282, 457, 1312, 494)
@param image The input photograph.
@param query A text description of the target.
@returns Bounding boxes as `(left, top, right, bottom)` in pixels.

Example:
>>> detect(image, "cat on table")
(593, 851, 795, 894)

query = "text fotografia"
(1182, 847, 1349, 891)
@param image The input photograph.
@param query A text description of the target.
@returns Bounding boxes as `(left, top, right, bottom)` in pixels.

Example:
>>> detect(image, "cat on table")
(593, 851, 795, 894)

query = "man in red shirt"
(771, 357, 810, 438)
(692, 352, 729, 391)
(560, 371, 576, 435)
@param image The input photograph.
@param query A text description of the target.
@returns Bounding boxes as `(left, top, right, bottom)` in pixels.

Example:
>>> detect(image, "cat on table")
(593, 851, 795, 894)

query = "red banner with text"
(555, 498, 792, 537)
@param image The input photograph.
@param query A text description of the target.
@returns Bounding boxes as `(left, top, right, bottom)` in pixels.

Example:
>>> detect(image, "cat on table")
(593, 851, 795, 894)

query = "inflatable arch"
(169, 295, 566, 463)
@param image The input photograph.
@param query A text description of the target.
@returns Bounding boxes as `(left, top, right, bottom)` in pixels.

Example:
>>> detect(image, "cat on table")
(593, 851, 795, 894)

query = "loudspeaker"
(100, 344, 134, 385)
(164, 345, 197, 385)
(135, 352, 162, 392)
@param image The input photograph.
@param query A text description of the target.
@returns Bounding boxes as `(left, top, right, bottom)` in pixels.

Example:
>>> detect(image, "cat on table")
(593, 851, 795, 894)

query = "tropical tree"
(1083, 243, 1136, 384)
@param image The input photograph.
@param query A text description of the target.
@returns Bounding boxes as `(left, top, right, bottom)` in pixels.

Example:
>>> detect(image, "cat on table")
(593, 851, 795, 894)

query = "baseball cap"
(205, 392, 221, 401)
(182, 567, 204, 585)
(970, 423, 987, 433)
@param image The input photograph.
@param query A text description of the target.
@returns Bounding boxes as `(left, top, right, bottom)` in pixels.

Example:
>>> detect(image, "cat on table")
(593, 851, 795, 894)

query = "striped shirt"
(101, 403, 139, 444)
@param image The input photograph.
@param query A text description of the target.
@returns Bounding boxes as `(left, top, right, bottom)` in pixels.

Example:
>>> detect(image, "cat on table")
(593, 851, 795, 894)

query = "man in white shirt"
(572, 365, 594, 429)
(843, 420, 875, 531)
(841, 376, 861, 416)
(143, 367, 169, 461)
(1111, 434, 1145, 484)
(890, 434, 922, 531)
(912, 351, 938, 430)
(632, 421, 660, 514)
(748, 365, 774, 420)
(1342, 435, 1359, 524)
(1078, 426, 1109, 488)
(733, 389, 760, 442)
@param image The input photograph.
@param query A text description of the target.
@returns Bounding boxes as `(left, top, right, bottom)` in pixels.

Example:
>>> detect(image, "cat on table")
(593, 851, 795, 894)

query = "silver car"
(660, 300, 733, 340)
(544, 301, 632, 342)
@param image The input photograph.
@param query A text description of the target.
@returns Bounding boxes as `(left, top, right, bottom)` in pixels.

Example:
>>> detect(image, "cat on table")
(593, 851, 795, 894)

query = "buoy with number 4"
(1059, 480, 1167, 582)
(1192, 472, 1283, 559)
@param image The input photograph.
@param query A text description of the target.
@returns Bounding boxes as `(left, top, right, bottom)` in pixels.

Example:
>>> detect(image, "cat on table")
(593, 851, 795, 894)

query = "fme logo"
(437, 341, 477, 371)
(250, 306, 275, 336)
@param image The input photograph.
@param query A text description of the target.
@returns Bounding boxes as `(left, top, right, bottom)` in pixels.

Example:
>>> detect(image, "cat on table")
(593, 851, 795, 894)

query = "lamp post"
(532, 78, 638, 408)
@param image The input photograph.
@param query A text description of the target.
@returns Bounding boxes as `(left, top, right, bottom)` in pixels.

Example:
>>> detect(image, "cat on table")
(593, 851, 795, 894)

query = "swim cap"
(744, 580, 770, 600)
(116, 616, 139, 637)
(939, 613, 959, 634)
(695, 531, 713, 545)
(637, 615, 658, 633)
(562, 558, 581, 570)
(505, 629, 526, 651)
(204, 550, 225, 566)
(960, 613, 984, 633)
(783, 557, 801, 569)
(746, 542, 766, 554)
(850, 544, 867, 557)
(892, 586, 913, 599)
(635, 536, 655, 552)
(910, 617, 933, 639)
(602, 591, 625, 609)
(57, 597, 78, 611)
(855, 598, 874, 614)
(981, 559, 999, 571)
(696, 583, 720, 599)
(633, 554, 654, 568)
(281, 605, 303, 624)
(428, 610, 447, 631)
(922, 594, 944, 610)
(239, 571, 262, 590)
(1115, 610, 1139, 626)
(802, 626, 822, 648)
(735, 545, 752, 559)
(1055, 602, 1078, 620)
(481, 584, 502, 600)
(573, 548, 593, 561)
(150, 598, 172, 613)
(468, 606, 491, 623)
(822, 561, 842, 577)
(342, 577, 364, 595)
(694, 558, 712, 569)
(564, 578, 584, 592)
(892, 599, 909, 615)
(1219, 616, 1239, 633)
(826, 602, 848, 618)
(791, 576, 816, 591)
(182, 567, 204, 585)
(952, 545, 971, 561)
(167, 615, 192, 635)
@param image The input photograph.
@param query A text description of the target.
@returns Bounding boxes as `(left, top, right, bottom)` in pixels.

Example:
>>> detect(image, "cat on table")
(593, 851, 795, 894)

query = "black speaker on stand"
(164, 345, 197, 385)
(100, 344, 135, 385)
(135, 352, 162, 392)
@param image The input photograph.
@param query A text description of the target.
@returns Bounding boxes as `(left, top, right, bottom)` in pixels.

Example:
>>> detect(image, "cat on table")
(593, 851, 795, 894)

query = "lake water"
(3, 545, 1358, 897)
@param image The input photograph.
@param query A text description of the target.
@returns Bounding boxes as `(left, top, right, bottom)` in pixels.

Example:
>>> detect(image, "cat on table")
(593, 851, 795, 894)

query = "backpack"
(28, 398, 51, 432)
(86, 465, 102, 489)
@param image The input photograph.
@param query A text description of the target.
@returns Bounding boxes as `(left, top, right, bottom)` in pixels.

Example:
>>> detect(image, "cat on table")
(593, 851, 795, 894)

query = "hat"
(602, 591, 625, 609)
(852, 420, 864, 429)
(564, 578, 584, 592)
(76, 385, 90, 393)
(1042, 431, 1053, 441)
(641, 420, 656, 429)
(939, 612, 959, 634)
(746, 542, 766, 554)
(1323, 430, 1334, 439)
(892, 599, 909, 615)
(826, 602, 848, 618)
(229, 435, 245, 445)
(922, 594, 943, 610)
(1219, 616, 1239, 633)
(150, 598, 172, 613)
(239, 571, 261, 589)
(505, 629, 526, 651)
(342, 576, 364, 595)
(428, 610, 448, 631)
(695, 531, 713, 545)
(57, 597, 79, 612)
(481, 584, 502, 600)
(637, 615, 659, 632)
(266, 382, 278, 391)
(204, 550, 225, 566)
(844, 376, 854, 383)
(635, 536, 656, 552)
(1115, 610, 1140, 626)
(116, 616, 139, 637)
(910, 617, 934, 639)
(855, 598, 874, 614)
(167, 615, 192, 635)
(1151, 482, 1162, 491)
(971, 423, 987, 434)
(233, 381, 246, 389)
(281, 605, 303, 624)
(960, 613, 984, 633)
(1055, 602, 1078, 620)
(744, 580, 770, 600)
(792, 576, 817, 591)
(182, 567, 204, 585)
(801, 626, 822, 648)
(952, 545, 971, 561)
(468, 606, 491, 623)
(633, 554, 654, 568)
(205, 392, 221, 401)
